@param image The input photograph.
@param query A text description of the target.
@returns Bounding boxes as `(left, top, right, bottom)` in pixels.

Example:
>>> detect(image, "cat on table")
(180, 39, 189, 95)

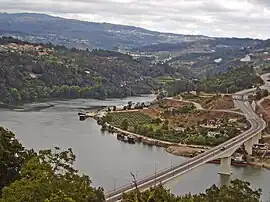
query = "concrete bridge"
(105, 93, 266, 202)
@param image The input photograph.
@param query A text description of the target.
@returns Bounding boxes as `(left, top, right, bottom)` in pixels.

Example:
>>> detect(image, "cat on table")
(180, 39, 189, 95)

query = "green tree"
(162, 119, 169, 130)
(154, 118, 162, 124)
(70, 85, 81, 98)
(0, 127, 32, 195)
(128, 101, 133, 110)
(155, 128, 163, 137)
(120, 119, 129, 130)
(122, 179, 261, 202)
(0, 147, 105, 202)
(8, 88, 21, 103)
(262, 89, 269, 97)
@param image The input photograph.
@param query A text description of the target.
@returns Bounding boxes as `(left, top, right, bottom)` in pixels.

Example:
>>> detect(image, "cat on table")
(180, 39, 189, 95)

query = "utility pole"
(154, 162, 157, 186)
(204, 66, 207, 80)
(113, 178, 116, 191)
(136, 171, 139, 180)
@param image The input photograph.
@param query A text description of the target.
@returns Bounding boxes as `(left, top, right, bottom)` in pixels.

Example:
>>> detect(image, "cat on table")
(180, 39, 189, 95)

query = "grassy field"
(108, 111, 152, 127)
(154, 75, 176, 85)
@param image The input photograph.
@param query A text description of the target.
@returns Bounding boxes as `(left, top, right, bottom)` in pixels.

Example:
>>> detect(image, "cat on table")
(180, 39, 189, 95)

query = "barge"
(78, 110, 96, 121)
(208, 156, 247, 167)
(117, 133, 136, 144)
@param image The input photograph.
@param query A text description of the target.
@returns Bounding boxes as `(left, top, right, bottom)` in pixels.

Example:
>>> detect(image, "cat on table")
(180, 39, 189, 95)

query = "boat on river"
(78, 110, 89, 121)
(127, 135, 136, 144)
(208, 156, 247, 167)
(78, 110, 96, 121)
(117, 133, 136, 144)
(78, 110, 87, 116)
(117, 133, 125, 140)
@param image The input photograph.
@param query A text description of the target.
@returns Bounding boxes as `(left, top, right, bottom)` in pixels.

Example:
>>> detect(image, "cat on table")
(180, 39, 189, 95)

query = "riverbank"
(106, 124, 174, 147)
(248, 158, 270, 170)
(104, 124, 270, 170)
(0, 94, 156, 109)
(104, 123, 211, 155)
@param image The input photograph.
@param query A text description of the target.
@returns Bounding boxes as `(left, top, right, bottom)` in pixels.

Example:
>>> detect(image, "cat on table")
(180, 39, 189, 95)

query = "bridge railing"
(105, 140, 231, 198)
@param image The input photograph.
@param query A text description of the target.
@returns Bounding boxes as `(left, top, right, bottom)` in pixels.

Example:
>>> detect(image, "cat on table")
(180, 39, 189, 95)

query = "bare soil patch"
(140, 108, 160, 117)
(163, 99, 190, 108)
(258, 98, 270, 131)
(168, 110, 244, 127)
(166, 145, 207, 157)
(201, 95, 234, 110)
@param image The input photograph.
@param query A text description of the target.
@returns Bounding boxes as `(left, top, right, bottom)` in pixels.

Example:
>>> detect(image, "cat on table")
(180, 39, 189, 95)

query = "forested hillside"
(197, 65, 263, 93)
(0, 37, 181, 105)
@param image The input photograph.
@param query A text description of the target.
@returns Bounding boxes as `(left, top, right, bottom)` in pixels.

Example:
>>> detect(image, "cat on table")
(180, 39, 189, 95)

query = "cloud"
(0, 0, 269, 39)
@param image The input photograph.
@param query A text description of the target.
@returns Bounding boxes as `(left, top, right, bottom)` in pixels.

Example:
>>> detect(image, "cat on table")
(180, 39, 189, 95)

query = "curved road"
(105, 92, 266, 201)
(165, 97, 245, 116)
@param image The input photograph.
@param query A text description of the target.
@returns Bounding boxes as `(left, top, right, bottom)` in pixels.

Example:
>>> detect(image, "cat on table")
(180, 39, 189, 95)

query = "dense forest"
(196, 65, 263, 93)
(164, 64, 262, 97)
(0, 126, 263, 201)
(0, 37, 182, 105)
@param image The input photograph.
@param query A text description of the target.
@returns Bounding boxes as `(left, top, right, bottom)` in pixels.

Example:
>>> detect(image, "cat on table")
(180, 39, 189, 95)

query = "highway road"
(105, 93, 266, 202)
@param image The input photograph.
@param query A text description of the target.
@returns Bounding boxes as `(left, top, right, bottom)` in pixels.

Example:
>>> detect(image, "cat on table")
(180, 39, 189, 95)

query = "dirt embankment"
(201, 95, 234, 110)
(140, 99, 192, 118)
(140, 108, 160, 117)
(258, 98, 270, 131)
(163, 99, 191, 108)
(166, 145, 208, 157)
(249, 158, 270, 170)
(168, 110, 243, 127)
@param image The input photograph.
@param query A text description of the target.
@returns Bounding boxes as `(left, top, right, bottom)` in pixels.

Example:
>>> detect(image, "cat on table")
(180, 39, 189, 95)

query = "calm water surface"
(0, 95, 269, 201)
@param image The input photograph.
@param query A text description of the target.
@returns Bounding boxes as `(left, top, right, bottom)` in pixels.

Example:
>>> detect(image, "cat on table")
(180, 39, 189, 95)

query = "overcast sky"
(0, 0, 270, 39)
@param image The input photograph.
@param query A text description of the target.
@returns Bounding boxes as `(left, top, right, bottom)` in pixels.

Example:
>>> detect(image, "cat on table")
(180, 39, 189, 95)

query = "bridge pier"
(244, 133, 262, 155)
(251, 101, 256, 111)
(252, 135, 259, 145)
(258, 132, 262, 140)
(244, 138, 253, 155)
(219, 156, 232, 175)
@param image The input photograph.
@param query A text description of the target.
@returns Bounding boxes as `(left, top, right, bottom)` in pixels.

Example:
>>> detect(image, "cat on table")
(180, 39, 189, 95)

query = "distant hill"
(0, 12, 209, 50)
(0, 36, 191, 105)
(132, 37, 263, 52)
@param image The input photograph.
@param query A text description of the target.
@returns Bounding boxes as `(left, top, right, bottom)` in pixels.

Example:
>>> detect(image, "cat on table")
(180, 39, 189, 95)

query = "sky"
(0, 0, 270, 39)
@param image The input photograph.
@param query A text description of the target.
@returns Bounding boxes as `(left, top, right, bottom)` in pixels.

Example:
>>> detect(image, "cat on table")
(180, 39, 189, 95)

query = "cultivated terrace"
(102, 94, 248, 147)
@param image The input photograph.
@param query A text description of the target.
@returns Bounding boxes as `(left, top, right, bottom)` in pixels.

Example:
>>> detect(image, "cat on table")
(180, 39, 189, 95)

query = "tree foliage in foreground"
(0, 127, 33, 195)
(122, 179, 262, 202)
(0, 147, 105, 202)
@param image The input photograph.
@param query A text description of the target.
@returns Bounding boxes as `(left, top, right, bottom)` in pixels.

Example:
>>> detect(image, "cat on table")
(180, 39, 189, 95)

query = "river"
(0, 95, 269, 201)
